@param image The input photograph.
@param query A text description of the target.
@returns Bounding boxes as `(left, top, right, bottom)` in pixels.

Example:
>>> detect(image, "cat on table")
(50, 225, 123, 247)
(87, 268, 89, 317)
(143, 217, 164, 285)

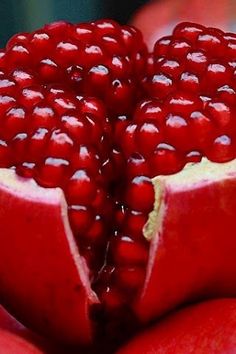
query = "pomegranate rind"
(0, 329, 44, 354)
(117, 298, 236, 353)
(135, 158, 236, 321)
(0, 169, 98, 345)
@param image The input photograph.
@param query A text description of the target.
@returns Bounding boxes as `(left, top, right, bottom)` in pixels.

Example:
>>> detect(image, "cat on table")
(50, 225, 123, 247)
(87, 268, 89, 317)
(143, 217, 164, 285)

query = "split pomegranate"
(1, 19, 236, 352)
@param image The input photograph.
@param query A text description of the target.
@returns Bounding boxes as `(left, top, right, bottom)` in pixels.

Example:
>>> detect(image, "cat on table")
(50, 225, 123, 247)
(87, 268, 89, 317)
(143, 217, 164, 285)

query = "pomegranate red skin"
(117, 298, 236, 354)
(0, 170, 98, 346)
(135, 160, 236, 322)
(0, 305, 58, 354)
(0, 330, 44, 354)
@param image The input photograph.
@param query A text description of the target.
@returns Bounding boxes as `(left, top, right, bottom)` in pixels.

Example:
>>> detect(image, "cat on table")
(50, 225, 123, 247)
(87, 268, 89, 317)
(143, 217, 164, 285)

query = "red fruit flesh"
(1, 20, 236, 350)
(117, 299, 236, 354)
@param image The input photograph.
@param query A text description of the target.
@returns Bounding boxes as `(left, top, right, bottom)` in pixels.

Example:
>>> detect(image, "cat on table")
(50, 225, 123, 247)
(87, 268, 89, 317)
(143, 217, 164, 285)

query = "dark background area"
(0, 0, 148, 47)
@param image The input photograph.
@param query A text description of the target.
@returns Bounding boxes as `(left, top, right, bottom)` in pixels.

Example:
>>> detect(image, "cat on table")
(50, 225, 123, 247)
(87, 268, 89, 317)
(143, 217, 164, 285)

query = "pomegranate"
(116, 299, 236, 353)
(0, 19, 236, 353)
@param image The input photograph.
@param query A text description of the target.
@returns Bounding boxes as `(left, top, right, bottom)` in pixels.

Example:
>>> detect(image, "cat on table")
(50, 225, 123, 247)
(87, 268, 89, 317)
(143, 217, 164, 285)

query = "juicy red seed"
(185, 51, 208, 73)
(30, 31, 52, 57)
(173, 22, 204, 43)
(126, 153, 150, 180)
(31, 105, 56, 130)
(205, 101, 232, 130)
(157, 59, 183, 79)
(95, 19, 119, 34)
(136, 122, 162, 156)
(107, 56, 131, 78)
(99, 286, 123, 311)
(11, 69, 35, 87)
(19, 87, 44, 106)
(164, 114, 189, 151)
(0, 140, 11, 167)
(189, 111, 215, 149)
(202, 63, 232, 92)
(134, 100, 166, 126)
(72, 23, 93, 42)
(61, 113, 89, 143)
(0, 79, 16, 95)
(52, 95, 77, 115)
(3, 107, 26, 140)
(125, 176, 154, 213)
(196, 31, 225, 56)
(122, 124, 137, 157)
(36, 157, 69, 188)
(71, 146, 100, 174)
(0, 95, 16, 115)
(11, 133, 27, 164)
(206, 135, 235, 162)
(154, 36, 171, 56)
(217, 85, 236, 105)
(38, 59, 63, 83)
(169, 39, 191, 59)
(80, 97, 107, 123)
(85, 65, 110, 95)
(45, 21, 71, 37)
(28, 128, 49, 162)
(66, 169, 97, 205)
(123, 210, 147, 240)
(55, 41, 79, 66)
(115, 266, 145, 290)
(179, 72, 200, 92)
(86, 216, 105, 244)
(69, 205, 94, 235)
(47, 129, 74, 159)
(165, 92, 202, 116)
(111, 236, 149, 266)
(150, 143, 184, 176)
(6, 33, 29, 50)
(16, 162, 35, 178)
(7, 44, 30, 67)
(186, 151, 202, 163)
(144, 73, 174, 99)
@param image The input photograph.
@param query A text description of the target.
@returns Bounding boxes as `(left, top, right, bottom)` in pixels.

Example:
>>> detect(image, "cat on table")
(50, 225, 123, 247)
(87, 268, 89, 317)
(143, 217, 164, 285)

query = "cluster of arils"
(0, 19, 147, 116)
(138, 22, 236, 172)
(2, 20, 236, 329)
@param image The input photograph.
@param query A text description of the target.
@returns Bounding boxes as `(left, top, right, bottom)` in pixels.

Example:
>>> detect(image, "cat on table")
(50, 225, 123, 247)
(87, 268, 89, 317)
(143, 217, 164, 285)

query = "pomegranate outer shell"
(0, 169, 99, 346)
(0, 305, 65, 354)
(0, 329, 45, 354)
(135, 158, 236, 322)
(117, 298, 236, 353)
